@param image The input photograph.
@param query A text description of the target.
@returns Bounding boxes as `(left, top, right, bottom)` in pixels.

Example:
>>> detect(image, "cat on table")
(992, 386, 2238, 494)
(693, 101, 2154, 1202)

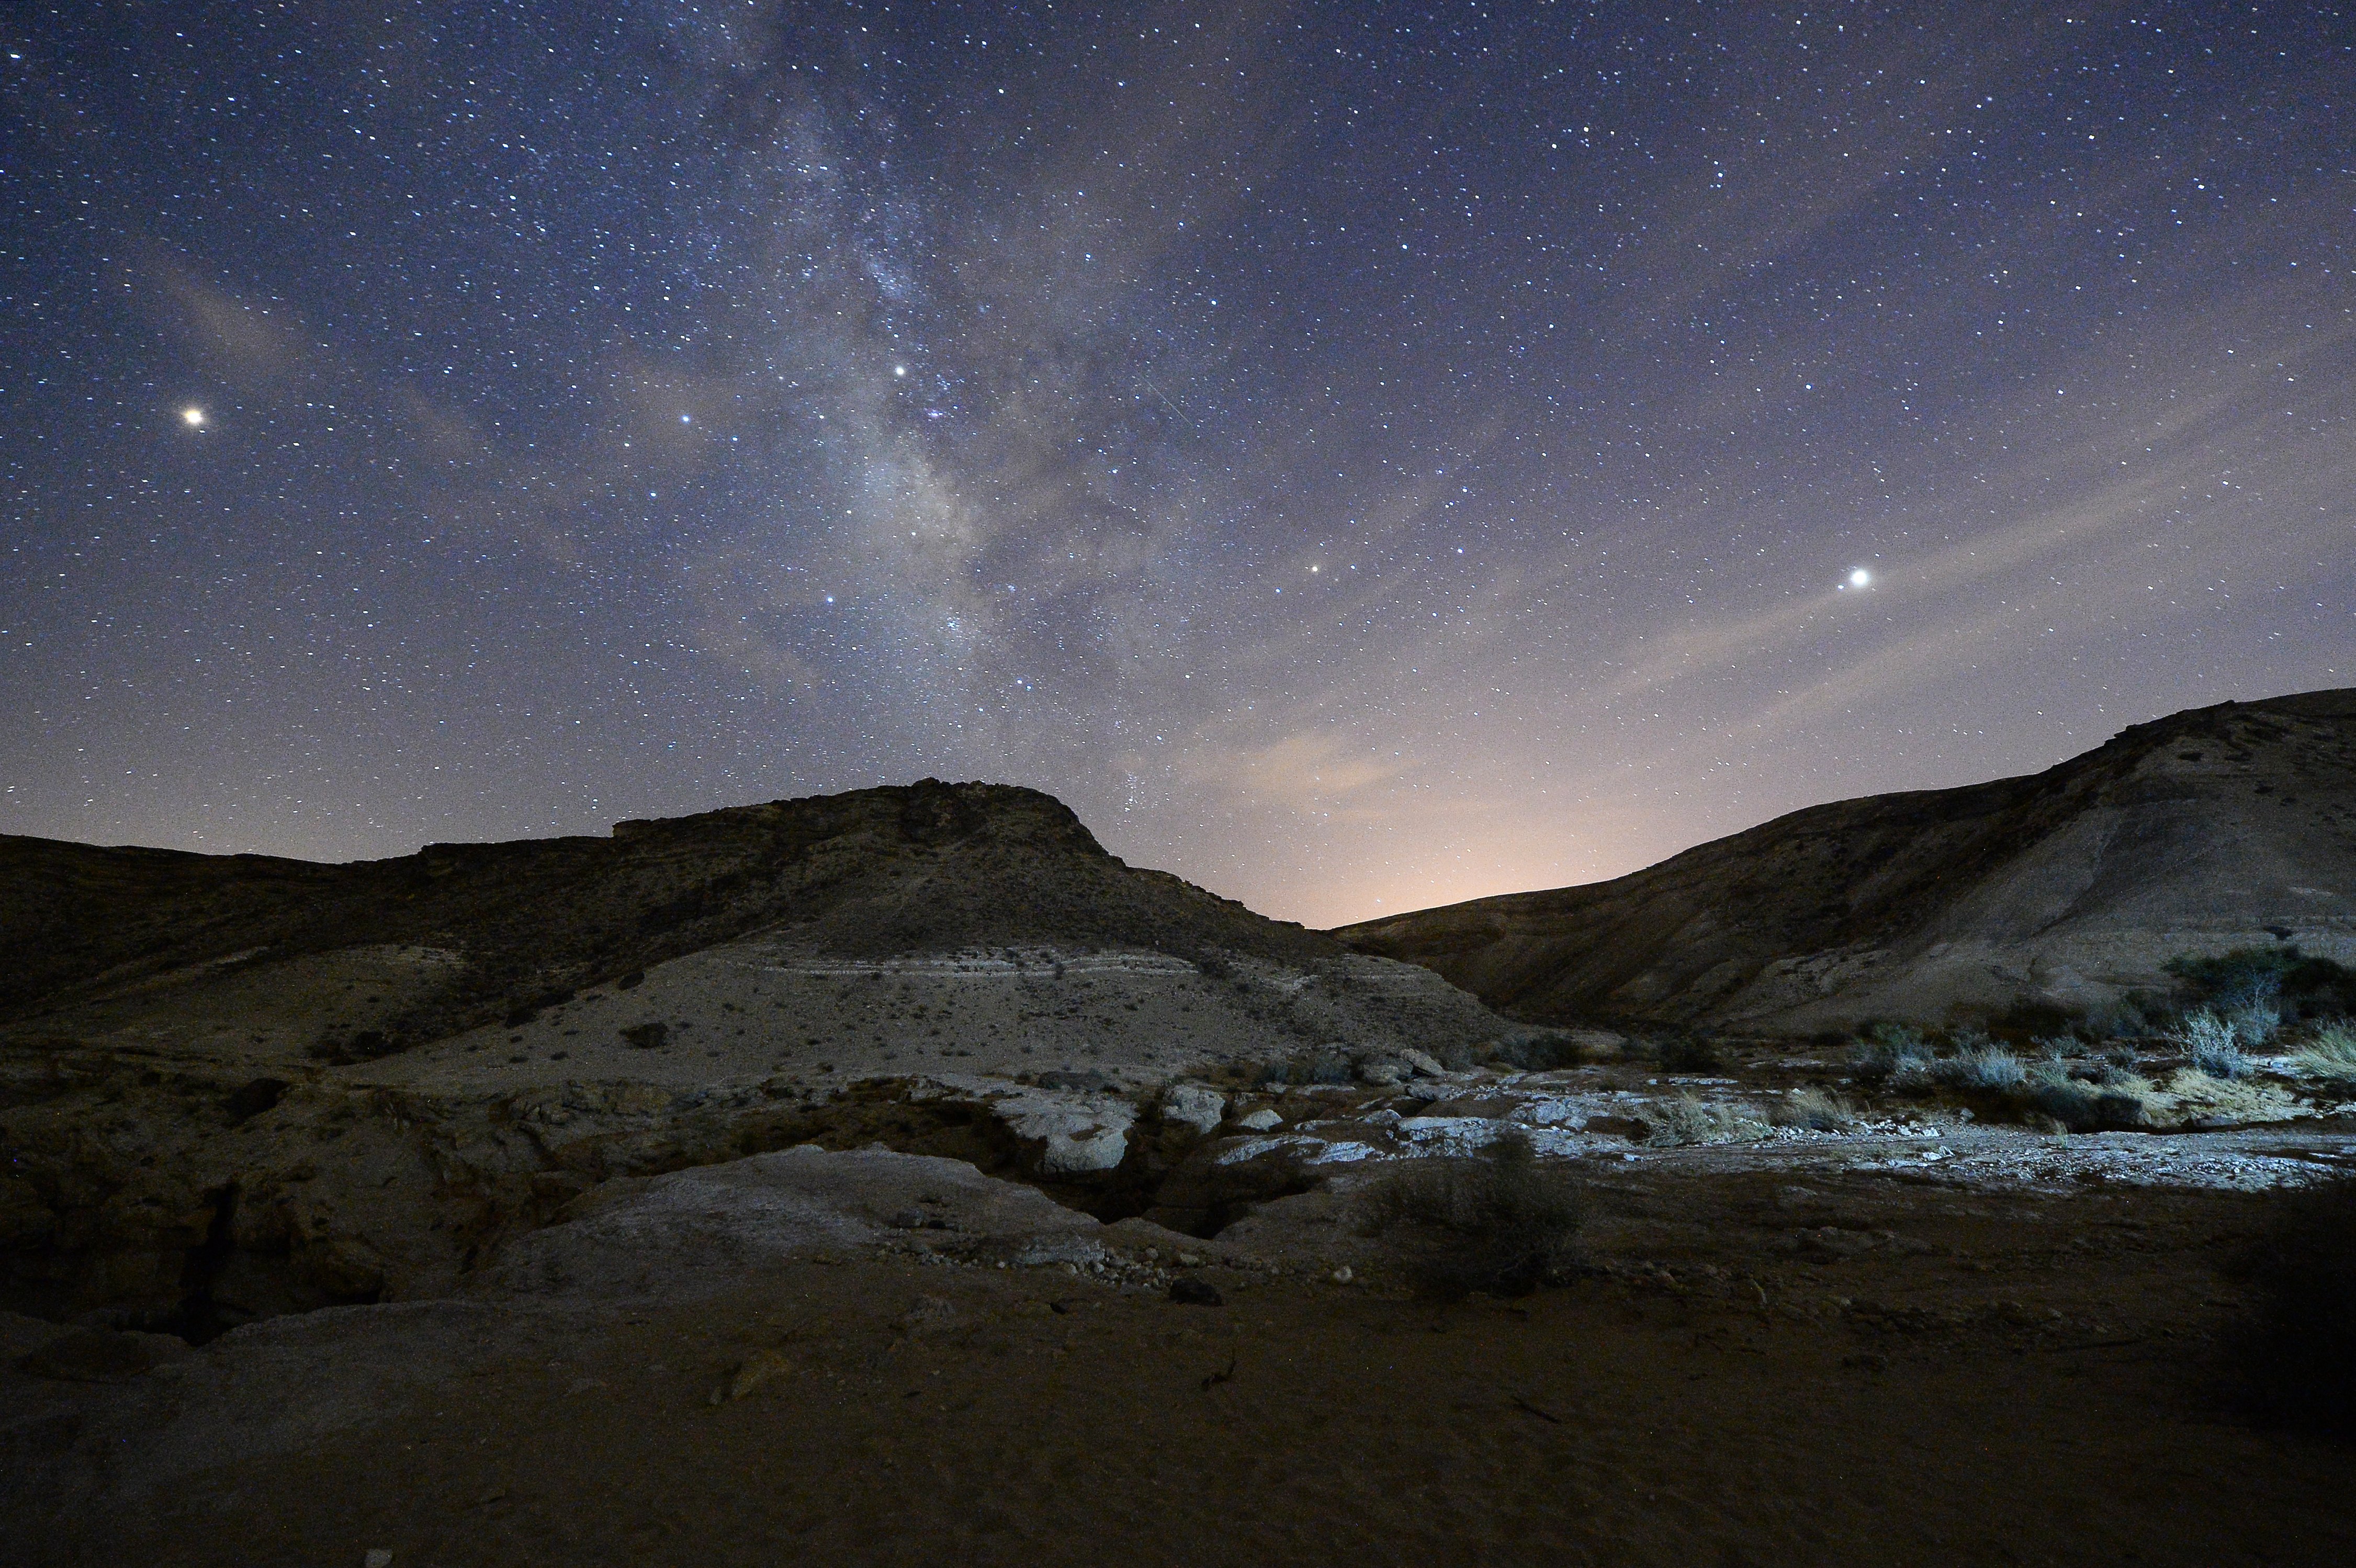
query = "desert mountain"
(1335, 687, 2356, 1034)
(1, 781, 1513, 1330)
(1, 780, 1340, 1054)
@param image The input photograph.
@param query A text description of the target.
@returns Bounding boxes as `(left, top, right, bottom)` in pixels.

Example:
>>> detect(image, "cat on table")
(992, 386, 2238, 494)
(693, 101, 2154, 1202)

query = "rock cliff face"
(1335, 689, 2356, 1034)
(0, 781, 1512, 1332)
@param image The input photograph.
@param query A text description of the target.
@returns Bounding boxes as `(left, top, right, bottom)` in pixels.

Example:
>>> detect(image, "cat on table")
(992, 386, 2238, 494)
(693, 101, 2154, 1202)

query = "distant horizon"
(9, 5, 2348, 933)
(18, 676, 2346, 932)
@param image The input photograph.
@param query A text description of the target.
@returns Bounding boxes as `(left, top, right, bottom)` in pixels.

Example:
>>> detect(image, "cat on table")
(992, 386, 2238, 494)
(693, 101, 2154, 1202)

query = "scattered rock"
(1160, 1084, 1226, 1135)
(1235, 1108, 1282, 1132)
(1329, 1266, 1354, 1285)
(983, 1085, 1136, 1175)
(1168, 1277, 1223, 1306)
(1401, 1048, 1448, 1077)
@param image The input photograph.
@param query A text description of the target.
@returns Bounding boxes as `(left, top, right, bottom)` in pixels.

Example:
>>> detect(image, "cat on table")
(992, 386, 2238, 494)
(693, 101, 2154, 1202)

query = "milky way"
(5, 3, 2350, 924)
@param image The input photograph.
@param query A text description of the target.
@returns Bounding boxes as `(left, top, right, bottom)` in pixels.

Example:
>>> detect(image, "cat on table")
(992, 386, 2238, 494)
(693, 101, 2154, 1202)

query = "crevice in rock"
(160, 1182, 240, 1345)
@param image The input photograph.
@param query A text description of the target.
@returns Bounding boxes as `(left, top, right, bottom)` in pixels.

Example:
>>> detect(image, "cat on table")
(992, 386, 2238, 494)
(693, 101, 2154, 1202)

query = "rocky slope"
(1, 781, 1515, 1333)
(1335, 687, 2356, 1034)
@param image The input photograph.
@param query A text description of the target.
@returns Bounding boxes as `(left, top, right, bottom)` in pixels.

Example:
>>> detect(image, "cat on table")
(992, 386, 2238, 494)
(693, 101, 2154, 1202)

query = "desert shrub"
(2169, 945, 2356, 1024)
(1308, 1051, 1354, 1085)
(2230, 1003, 2283, 1050)
(1636, 1093, 1770, 1146)
(2173, 1009, 2249, 1079)
(1938, 1038, 2026, 1091)
(1487, 1027, 1587, 1071)
(2293, 1020, 2356, 1085)
(2094, 991, 2165, 1039)
(1994, 997, 2083, 1043)
(620, 1022, 669, 1050)
(1357, 1132, 1586, 1299)
(1650, 1033, 1722, 1074)
(1769, 1087, 1858, 1132)
(2014, 1062, 2155, 1131)
(2222, 1179, 2356, 1440)
(2018, 1067, 2098, 1129)
(2170, 946, 2298, 1007)
(1852, 1023, 1932, 1085)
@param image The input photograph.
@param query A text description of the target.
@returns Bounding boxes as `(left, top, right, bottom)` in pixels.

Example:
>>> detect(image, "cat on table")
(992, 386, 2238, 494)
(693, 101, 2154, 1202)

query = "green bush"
(1357, 1133, 1586, 1300)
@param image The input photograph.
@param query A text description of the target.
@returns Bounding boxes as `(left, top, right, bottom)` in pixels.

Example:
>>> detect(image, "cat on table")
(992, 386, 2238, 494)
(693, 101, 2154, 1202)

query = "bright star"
(1849, 568, 1873, 588)
(893, 365, 907, 378)
(181, 407, 206, 428)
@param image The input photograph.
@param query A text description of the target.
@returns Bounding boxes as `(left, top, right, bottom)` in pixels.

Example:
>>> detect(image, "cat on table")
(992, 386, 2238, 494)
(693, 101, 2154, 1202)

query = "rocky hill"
(0, 781, 1514, 1333)
(0, 780, 1337, 1057)
(1335, 688, 2356, 1034)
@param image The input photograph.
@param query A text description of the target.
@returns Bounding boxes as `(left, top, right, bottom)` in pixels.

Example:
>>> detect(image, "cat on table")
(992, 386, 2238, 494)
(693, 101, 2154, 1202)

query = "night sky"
(5, 3, 2350, 927)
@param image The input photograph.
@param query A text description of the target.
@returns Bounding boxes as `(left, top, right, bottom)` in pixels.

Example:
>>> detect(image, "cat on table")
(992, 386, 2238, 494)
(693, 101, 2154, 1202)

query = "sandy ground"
(7, 1149, 2355, 1568)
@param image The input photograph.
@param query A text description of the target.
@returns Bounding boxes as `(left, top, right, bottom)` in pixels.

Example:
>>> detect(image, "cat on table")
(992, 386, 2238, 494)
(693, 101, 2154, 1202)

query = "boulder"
(1159, 1084, 1226, 1136)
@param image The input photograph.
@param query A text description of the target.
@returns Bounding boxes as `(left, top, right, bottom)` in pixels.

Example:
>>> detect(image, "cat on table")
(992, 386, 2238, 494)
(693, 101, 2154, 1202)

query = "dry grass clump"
(2223, 1179, 2356, 1441)
(1636, 1093, 1771, 1146)
(2158, 1068, 2298, 1126)
(2293, 1020, 2356, 1086)
(1769, 1087, 1859, 1132)
(1357, 1133, 1586, 1300)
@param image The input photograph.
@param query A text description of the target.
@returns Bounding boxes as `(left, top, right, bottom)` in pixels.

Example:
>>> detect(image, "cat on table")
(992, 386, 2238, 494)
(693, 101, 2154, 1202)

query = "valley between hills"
(6, 690, 2355, 1566)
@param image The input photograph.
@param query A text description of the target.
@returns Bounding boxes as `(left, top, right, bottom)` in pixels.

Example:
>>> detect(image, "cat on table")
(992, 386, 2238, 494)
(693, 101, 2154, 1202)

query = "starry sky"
(4, 2, 2351, 928)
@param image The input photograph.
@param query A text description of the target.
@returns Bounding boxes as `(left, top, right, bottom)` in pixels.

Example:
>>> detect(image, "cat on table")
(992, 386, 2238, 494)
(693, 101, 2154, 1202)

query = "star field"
(4, 2, 2351, 925)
